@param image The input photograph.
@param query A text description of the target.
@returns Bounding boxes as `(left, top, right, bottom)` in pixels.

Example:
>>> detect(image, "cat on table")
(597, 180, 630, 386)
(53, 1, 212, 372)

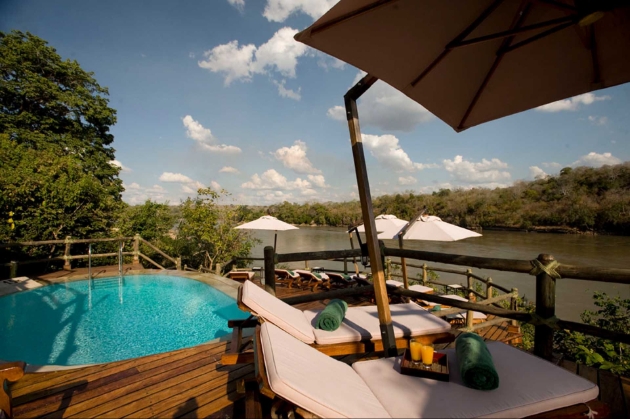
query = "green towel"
(315, 299, 348, 331)
(313, 272, 323, 279)
(455, 332, 499, 390)
(287, 270, 295, 276)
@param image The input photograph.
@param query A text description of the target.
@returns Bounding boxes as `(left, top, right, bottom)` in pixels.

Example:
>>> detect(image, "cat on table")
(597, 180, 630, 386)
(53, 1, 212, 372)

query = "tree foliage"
(174, 189, 258, 270)
(0, 31, 122, 253)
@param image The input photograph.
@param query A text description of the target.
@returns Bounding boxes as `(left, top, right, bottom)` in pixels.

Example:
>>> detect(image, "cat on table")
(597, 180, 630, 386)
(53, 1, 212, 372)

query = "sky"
(2, 0, 629, 206)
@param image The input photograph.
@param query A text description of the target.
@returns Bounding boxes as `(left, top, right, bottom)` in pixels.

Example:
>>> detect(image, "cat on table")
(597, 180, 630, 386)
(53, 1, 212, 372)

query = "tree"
(0, 31, 123, 248)
(176, 188, 258, 270)
(117, 200, 175, 243)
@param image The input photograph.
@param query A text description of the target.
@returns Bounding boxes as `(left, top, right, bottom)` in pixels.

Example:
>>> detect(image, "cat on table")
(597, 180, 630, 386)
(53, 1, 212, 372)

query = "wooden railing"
(1, 234, 181, 277)
(262, 245, 630, 361)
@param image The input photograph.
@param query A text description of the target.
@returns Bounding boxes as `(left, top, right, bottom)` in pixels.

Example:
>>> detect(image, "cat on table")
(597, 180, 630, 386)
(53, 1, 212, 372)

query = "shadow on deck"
(8, 275, 630, 418)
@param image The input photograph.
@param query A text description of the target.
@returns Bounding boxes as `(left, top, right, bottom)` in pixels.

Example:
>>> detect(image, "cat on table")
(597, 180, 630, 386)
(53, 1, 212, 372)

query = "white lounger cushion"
(386, 280, 433, 294)
(261, 322, 391, 419)
(304, 303, 451, 345)
(352, 342, 599, 418)
(242, 280, 315, 344)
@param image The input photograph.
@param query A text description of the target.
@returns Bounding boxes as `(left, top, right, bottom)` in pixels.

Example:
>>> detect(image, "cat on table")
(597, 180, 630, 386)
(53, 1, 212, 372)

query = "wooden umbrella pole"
(344, 74, 397, 357)
(398, 235, 409, 289)
(273, 232, 278, 254)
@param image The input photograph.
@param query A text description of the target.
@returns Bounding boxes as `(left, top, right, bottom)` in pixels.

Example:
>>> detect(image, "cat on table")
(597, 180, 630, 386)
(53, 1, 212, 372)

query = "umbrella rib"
(499, 19, 577, 54)
(410, 0, 505, 88)
(457, 0, 532, 130)
(309, 0, 398, 36)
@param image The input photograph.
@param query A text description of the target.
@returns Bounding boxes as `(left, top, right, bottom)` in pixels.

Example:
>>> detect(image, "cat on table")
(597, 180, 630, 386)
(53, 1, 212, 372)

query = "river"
(249, 227, 630, 322)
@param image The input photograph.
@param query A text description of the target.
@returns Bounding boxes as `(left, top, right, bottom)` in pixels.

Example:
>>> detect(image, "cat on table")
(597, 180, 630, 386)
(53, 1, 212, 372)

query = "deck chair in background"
(221, 280, 453, 365)
(274, 269, 301, 288)
(0, 361, 25, 419)
(293, 269, 331, 291)
(252, 322, 607, 419)
(325, 272, 357, 288)
(421, 294, 488, 325)
(226, 270, 255, 282)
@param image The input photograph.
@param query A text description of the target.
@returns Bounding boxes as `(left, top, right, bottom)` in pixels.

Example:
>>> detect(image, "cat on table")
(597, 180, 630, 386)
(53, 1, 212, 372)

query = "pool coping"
(1, 269, 248, 372)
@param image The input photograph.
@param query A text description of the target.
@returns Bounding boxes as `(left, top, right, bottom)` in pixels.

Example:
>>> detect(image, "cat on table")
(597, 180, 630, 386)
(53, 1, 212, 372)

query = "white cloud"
(327, 71, 434, 132)
(272, 79, 301, 100)
(122, 183, 168, 205)
(398, 176, 417, 185)
(571, 152, 621, 167)
(542, 162, 562, 169)
(199, 27, 307, 87)
(227, 0, 245, 12)
(361, 133, 438, 172)
(273, 140, 321, 174)
(110, 160, 131, 172)
(327, 105, 345, 121)
(220, 166, 240, 174)
(536, 93, 611, 112)
(301, 188, 318, 196)
(182, 115, 242, 154)
(241, 169, 311, 190)
(443, 155, 511, 184)
(588, 115, 609, 126)
(316, 52, 346, 71)
(529, 166, 549, 179)
(188, 52, 195, 59)
(307, 174, 328, 188)
(159, 172, 207, 192)
(262, 0, 338, 22)
(210, 180, 222, 190)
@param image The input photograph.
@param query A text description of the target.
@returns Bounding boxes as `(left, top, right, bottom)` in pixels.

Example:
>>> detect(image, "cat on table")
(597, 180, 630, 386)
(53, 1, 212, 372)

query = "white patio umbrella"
(386, 215, 482, 242)
(356, 214, 408, 236)
(234, 216, 298, 253)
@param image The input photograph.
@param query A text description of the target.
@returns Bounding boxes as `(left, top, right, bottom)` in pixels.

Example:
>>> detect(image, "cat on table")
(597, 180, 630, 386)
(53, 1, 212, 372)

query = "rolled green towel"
(455, 332, 499, 390)
(315, 299, 348, 331)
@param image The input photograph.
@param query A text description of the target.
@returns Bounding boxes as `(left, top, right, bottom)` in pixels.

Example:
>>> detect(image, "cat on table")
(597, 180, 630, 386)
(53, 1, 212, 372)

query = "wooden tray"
(400, 349, 450, 382)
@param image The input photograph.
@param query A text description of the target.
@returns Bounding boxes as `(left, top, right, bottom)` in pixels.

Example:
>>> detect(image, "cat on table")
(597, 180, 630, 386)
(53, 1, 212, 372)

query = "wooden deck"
(8, 276, 630, 418)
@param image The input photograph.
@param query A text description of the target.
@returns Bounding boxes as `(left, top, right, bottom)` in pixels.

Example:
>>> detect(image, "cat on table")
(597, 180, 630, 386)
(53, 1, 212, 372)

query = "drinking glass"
(409, 339, 423, 366)
(421, 343, 434, 369)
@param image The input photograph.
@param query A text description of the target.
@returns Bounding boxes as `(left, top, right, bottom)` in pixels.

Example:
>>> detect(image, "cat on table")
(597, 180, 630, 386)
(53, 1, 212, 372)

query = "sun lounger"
(0, 361, 25, 419)
(325, 272, 357, 288)
(227, 270, 255, 282)
(386, 279, 434, 294)
(422, 294, 488, 324)
(274, 269, 301, 288)
(253, 322, 603, 419)
(221, 280, 453, 365)
(293, 269, 331, 291)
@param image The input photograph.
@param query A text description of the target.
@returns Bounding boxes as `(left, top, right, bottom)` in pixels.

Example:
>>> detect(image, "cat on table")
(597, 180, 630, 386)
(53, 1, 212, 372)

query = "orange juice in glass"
(421, 343, 434, 369)
(409, 339, 423, 366)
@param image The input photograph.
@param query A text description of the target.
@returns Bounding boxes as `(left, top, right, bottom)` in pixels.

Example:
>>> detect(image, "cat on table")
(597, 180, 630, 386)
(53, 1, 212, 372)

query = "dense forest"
(239, 163, 630, 235)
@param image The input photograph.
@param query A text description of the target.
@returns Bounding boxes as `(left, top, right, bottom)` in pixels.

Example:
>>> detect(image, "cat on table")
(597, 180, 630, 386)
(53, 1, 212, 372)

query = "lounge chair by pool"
(253, 322, 602, 418)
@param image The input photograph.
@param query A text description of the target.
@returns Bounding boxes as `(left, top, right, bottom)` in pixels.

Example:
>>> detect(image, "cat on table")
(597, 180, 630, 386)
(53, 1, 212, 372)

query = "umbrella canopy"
(355, 214, 408, 236)
(295, 0, 630, 132)
(387, 215, 482, 242)
(234, 216, 298, 252)
(234, 216, 298, 232)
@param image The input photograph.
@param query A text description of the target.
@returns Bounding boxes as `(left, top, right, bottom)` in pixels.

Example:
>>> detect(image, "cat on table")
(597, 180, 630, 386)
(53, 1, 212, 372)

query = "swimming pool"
(0, 274, 249, 366)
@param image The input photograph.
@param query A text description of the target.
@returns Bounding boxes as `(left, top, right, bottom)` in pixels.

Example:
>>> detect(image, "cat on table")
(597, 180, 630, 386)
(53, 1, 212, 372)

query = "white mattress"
(352, 342, 599, 418)
(304, 303, 451, 345)
(260, 322, 391, 418)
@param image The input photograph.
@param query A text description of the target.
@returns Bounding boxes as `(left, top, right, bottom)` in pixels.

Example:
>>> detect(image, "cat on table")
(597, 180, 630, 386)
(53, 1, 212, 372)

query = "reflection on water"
(250, 227, 630, 321)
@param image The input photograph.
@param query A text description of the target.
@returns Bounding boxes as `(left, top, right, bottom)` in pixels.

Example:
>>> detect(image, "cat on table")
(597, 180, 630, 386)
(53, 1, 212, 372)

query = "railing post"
(534, 254, 556, 361)
(422, 263, 428, 285)
(344, 257, 348, 274)
(486, 277, 493, 300)
(264, 246, 276, 296)
(467, 268, 474, 301)
(176, 257, 182, 270)
(511, 287, 519, 327)
(63, 236, 72, 270)
(215, 263, 222, 276)
(9, 261, 18, 279)
(305, 260, 309, 270)
(133, 234, 140, 263)
(466, 307, 475, 330)
(386, 258, 392, 281)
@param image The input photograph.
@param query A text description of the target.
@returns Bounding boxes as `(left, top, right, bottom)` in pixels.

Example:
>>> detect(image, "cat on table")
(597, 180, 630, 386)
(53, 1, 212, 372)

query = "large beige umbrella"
(356, 214, 408, 237)
(385, 215, 482, 242)
(294, 0, 630, 356)
(234, 216, 298, 253)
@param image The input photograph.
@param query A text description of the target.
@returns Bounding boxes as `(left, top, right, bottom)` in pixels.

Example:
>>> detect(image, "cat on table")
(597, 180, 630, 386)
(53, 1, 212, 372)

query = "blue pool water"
(0, 275, 249, 366)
